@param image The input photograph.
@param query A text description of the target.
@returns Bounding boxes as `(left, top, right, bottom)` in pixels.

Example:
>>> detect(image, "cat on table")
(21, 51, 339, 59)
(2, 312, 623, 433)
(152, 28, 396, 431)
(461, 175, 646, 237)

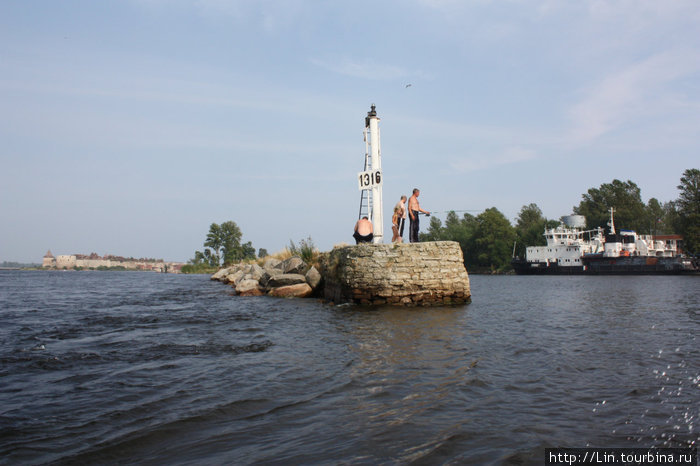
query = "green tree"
(644, 198, 674, 236)
(444, 211, 476, 248)
(573, 179, 647, 232)
(422, 216, 446, 241)
(472, 207, 517, 272)
(218, 221, 244, 265)
(204, 249, 219, 266)
(189, 250, 205, 265)
(189, 249, 218, 267)
(674, 168, 700, 253)
(238, 241, 256, 262)
(258, 248, 269, 258)
(203, 223, 224, 265)
(451, 213, 478, 267)
(516, 203, 544, 230)
(513, 203, 557, 258)
(197, 220, 254, 266)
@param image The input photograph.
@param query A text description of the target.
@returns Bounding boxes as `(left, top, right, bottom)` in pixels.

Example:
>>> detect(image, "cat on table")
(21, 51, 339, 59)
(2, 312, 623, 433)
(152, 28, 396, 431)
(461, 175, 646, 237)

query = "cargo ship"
(511, 209, 698, 275)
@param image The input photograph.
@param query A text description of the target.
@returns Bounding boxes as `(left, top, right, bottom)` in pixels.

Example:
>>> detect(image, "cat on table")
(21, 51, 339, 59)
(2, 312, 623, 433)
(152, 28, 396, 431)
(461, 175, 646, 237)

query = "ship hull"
(511, 260, 584, 275)
(512, 256, 698, 275)
(581, 255, 698, 275)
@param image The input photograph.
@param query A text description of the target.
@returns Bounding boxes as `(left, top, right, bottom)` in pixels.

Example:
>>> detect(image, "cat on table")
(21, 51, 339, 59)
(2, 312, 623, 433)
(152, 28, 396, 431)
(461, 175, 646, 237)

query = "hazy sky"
(2, 1, 699, 263)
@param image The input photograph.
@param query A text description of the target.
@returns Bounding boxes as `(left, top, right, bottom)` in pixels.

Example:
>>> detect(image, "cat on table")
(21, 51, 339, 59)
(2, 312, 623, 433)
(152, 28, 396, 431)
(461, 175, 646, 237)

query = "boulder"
(268, 273, 306, 288)
(247, 263, 265, 281)
(211, 267, 232, 281)
(236, 279, 263, 296)
(259, 270, 275, 289)
(269, 283, 313, 298)
(263, 258, 281, 273)
(225, 270, 246, 286)
(276, 257, 307, 275)
(305, 266, 322, 291)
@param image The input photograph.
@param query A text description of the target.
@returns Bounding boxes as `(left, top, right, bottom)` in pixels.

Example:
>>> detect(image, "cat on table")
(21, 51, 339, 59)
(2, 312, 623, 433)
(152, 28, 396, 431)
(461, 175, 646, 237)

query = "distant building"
(56, 255, 77, 269)
(42, 250, 184, 273)
(42, 250, 56, 268)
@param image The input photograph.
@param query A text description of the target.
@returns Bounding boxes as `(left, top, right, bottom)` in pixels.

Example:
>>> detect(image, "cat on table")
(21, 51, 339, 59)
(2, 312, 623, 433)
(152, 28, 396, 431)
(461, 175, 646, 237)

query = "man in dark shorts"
(408, 188, 430, 243)
(353, 216, 374, 244)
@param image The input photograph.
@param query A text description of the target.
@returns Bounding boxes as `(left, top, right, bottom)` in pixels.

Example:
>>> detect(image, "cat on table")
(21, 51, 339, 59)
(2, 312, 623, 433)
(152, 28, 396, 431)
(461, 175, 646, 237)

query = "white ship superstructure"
(522, 215, 604, 272)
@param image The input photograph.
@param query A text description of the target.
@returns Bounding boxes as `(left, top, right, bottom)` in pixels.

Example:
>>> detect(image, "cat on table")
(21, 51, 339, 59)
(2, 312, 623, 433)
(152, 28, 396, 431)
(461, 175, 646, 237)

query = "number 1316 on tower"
(358, 170, 382, 190)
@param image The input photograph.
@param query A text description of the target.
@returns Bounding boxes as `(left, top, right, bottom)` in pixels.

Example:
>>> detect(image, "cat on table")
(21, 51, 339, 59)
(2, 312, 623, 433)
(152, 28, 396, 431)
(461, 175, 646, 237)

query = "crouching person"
(353, 217, 374, 244)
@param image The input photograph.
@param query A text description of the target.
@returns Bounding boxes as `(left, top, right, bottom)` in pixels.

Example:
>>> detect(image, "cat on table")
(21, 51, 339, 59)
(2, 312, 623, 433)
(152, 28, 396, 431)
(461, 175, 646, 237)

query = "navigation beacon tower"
(358, 104, 383, 243)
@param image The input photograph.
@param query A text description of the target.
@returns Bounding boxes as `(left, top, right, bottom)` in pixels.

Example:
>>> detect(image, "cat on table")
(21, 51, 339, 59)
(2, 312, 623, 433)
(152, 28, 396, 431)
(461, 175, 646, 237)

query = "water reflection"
(338, 306, 478, 430)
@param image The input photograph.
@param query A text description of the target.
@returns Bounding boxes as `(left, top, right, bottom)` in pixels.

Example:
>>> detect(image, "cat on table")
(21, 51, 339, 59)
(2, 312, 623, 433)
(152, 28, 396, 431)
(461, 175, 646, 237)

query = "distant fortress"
(42, 250, 184, 273)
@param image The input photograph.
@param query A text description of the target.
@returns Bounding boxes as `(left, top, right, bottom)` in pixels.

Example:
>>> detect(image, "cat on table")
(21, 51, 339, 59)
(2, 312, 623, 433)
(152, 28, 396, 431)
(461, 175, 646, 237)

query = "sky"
(1, 0, 699, 263)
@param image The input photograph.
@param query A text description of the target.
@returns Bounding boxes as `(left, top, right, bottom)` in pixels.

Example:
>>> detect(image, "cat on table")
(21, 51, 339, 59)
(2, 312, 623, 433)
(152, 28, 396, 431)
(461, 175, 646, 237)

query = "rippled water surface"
(1, 270, 698, 465)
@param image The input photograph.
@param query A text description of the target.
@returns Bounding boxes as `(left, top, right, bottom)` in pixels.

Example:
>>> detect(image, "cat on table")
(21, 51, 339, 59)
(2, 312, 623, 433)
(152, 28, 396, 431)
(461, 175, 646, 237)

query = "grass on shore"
(180, 263, 219, 274)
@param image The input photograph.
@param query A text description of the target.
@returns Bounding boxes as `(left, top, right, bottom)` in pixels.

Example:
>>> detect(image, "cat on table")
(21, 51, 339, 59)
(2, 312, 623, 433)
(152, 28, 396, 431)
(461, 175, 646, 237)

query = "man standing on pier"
(408, 188, 430, 243)
(395, 195, 407, 240)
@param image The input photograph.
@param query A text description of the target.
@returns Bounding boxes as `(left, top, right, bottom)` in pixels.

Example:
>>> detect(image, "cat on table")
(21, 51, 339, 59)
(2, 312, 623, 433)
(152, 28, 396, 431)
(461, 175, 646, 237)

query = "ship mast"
(607, 207, 616, 234)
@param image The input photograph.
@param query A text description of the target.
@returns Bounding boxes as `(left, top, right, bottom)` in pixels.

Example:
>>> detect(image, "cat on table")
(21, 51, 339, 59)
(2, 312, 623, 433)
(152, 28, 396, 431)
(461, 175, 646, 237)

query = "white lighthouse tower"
(358, 104, 383, 243)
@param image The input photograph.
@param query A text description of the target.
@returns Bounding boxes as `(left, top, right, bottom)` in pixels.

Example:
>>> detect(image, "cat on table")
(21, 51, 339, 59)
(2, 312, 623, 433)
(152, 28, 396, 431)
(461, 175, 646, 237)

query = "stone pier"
(318, 241, 471, 306)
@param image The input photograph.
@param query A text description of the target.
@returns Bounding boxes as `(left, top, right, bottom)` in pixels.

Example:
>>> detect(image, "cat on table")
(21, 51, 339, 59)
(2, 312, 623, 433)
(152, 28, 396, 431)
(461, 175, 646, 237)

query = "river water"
(0, 270, 697, 465)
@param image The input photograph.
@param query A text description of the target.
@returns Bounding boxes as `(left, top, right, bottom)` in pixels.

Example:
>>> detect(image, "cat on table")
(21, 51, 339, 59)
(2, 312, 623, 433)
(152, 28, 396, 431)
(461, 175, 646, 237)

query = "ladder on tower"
(358, 189, 371, 220)
(358, 132, 372, 220)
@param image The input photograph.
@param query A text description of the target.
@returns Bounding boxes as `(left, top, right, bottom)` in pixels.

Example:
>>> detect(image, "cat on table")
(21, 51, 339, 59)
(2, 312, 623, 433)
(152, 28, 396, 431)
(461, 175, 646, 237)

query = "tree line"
(183, 169, 698, 274)
(422, 168, 700, 272)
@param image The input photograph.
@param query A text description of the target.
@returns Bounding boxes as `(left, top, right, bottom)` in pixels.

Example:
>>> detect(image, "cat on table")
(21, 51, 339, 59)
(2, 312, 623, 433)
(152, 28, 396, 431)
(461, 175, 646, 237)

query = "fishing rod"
(411, 209, 482, 217)
(427, 209, 482, 214)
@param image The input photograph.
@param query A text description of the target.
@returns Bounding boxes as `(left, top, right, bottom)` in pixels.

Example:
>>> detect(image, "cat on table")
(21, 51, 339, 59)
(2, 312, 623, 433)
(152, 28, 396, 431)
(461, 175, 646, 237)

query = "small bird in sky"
(405, 83, 412, 88)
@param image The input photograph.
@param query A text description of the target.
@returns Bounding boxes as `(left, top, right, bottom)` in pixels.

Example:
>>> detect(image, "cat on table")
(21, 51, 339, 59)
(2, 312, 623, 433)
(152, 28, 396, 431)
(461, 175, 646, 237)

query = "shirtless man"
(408, 188, 430, 243)
(353, 216, 374, 244)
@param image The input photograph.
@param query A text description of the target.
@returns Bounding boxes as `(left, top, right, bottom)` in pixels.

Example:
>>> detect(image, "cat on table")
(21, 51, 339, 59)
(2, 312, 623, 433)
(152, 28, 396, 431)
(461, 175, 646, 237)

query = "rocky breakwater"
(210, 256, 322, 298)
(318, 241, 471, 306)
